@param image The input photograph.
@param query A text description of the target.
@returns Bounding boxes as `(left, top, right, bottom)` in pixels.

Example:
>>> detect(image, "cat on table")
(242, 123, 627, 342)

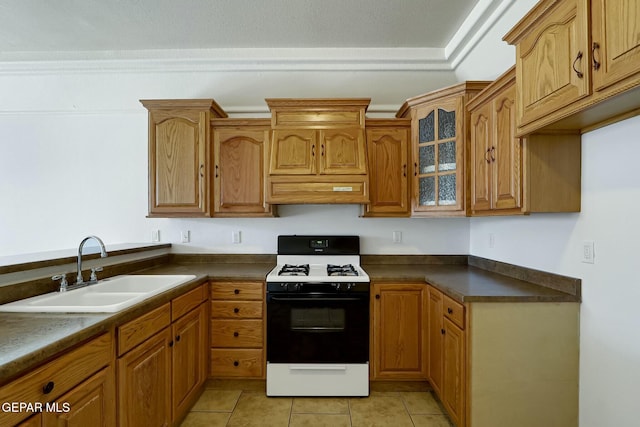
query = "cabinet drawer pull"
(572, 51, 584, 78)
(42, 381, 55, 394)
(312, 144, 316, 157)
(321, 144, 325, 156)
(485, 148, 491, 164)
(234, 307, 240, 313)
(592, 42, 601, 70)
(200, 164, 204, 178)
(447, 307, 453, 314)
(403, 164, 407, 177)
(414, 162, 418, 176)
(169, 340, 174, 347)
(215, 164, 219, 178)
(233, 361, 239, 367)
(233, 331, 239, 337)
(441, 328, 445, 335)
(234, 289, 240, 295)
(176, 335, 181, 342)
(490, 146, 495, 162)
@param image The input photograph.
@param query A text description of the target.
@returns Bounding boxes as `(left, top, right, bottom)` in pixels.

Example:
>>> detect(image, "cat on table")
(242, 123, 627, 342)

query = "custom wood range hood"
(265, 98, 371, 204)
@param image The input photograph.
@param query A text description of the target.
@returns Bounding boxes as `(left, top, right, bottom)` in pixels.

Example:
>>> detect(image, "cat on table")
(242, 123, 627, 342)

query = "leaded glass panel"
(419, 145, 435, 174)
(419, 111, 435, 143)
(438, 109, 456, 139)
(438, 141, 456, 172)
(419, 176, 436, 206)
(438, 174, 456, 205)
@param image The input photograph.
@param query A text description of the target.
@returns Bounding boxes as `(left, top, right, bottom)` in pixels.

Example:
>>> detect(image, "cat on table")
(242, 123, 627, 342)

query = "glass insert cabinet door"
(414, 99, 462, 211)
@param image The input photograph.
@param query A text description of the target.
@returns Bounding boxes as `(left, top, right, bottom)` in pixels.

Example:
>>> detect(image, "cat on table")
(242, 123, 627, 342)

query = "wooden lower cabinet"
(210, 281, 265, 378)
(427, 285, 580, 427)
(371, 283, 428, 380)
(172, 303, 208, 424)
(0, 333, 114, 427)
(116, 283, 208, 427)
(118, 327, 172, 427)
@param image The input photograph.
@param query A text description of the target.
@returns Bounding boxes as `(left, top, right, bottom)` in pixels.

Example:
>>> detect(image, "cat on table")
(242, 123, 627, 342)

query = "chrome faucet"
(76, 235, 108, 285)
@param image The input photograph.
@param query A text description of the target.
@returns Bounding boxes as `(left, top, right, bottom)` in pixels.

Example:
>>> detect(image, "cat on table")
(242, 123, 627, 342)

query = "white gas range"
(265, 235, 370, 397)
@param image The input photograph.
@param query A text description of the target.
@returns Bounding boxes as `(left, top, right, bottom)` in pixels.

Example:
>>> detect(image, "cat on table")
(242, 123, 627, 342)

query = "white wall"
(455, 1, 640, 425)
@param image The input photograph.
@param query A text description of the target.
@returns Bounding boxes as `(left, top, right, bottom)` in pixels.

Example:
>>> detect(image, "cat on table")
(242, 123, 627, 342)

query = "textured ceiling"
(0, 0, 480, 53)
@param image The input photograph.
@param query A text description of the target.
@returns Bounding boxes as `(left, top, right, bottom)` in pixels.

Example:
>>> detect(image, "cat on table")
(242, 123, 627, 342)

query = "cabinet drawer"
(211, 319, 263, 348)
(172, 283, 207, 321)
(118, 303, 171, 356)
(211, 282, 264, 301)
(210, 349, 264, 378)
(211, 300, 263, 319)
(0, 333, 112, 427)
(443, 294, 465, 329)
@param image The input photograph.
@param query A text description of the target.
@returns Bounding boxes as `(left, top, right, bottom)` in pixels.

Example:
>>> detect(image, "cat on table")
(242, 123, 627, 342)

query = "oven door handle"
(290, 326, 344, 332)
(287, 364, 348, 371)
(269, 296, 366, 302)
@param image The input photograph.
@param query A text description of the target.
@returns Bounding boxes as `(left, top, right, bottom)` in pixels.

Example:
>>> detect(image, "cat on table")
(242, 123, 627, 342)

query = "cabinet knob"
(233, 361, 239, 367)
(176, 335, 181, 342)
(42, 381, 55, 394)
(375, 294, 380, 299)
(447, 308, 453, 314)
(233, 331, 239, 337)
(441, 329, 445, 335)
(234, 307, 240, 313)
(169, 340, 174, 347)
(234, 289, 240, 295)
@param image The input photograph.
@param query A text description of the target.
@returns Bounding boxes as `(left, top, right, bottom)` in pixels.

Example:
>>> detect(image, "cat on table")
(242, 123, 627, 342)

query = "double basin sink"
(0, 275, 196, 313)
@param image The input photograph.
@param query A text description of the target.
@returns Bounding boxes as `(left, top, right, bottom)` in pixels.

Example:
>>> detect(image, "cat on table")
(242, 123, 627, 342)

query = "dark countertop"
(364, 263, 579, 303)
(0, 254, 579, 386)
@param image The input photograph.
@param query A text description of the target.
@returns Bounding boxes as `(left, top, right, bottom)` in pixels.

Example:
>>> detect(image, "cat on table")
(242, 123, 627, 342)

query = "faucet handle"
(52, 274, 68, 292)
(90, 267, 103, 282)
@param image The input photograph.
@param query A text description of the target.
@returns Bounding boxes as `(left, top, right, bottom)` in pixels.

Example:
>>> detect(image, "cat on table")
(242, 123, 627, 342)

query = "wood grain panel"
(210, 282, 264, 301)
(268, 130, 316, 175)
(442, 318, 465, 427)
(210, 349, 264, 378)
(211, 301, 263, 319)
(428, 287, 444, 395)
(210, 319, 263, 348)
(117, 303, 171, 356)
(319, 129, 367, 174)
(267, 176, 368, 204)
(171, 283, 207, 321)
(443, 294, 465, 330)
(470, 106, 492, 212)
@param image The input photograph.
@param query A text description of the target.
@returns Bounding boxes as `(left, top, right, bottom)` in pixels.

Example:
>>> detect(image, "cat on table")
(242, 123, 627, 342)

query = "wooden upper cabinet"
(141, 99, 227, 217)
(269, 129, 318, 175)
(468, 67, 581, 215)
(504, 0, 640, 134)
(469, 68, 523, 215)
(591, 0, 640, 91)
(363, 119, 411, 217)
(265, 98, 371, 204)
(397, 82, 489, 216)
(212, 120, 275, 216)
(319, 128, 367, 174)
(507, 0, 590, 130)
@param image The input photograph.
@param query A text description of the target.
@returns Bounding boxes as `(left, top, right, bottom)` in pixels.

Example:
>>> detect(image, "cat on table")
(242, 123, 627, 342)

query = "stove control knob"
(346, 283, 353, 291)
(293, 283, 300, 291)
(334, 283, 341, 291)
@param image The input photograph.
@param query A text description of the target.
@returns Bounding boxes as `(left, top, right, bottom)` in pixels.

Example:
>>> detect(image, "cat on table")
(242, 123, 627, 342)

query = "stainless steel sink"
(0, 274, 196, 313)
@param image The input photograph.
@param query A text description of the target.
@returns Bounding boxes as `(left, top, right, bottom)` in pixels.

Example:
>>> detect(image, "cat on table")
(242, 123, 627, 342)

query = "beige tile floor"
(181, 380, 453, 427)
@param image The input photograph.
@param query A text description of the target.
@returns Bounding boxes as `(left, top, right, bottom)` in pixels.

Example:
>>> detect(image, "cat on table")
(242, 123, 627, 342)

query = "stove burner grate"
(278, 264, 310, 276)
(327, 264, 359, 276)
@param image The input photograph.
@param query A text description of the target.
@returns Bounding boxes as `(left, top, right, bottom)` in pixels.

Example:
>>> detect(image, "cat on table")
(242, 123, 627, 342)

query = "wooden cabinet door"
(591, 0, 640, 91)
(42, 367, 115, 427)
(149, 110, 209, 216)
(492, 84, 522, 211)
(372, 283, 427, 379)
(319, 128, 367, 174)
(514, 0, 590, 128)
(118, 328, 172, 427)
(364, 126, 410, 216)
(268, 129, 317, 175)
(427, 287, 444, 395)
(213, 128, 271, 215)
(172, 304, 207, 425)
(17, 414, 41, 426)
(412, 98, 464, 214)
(470, 103, 492, 212)
(442, 318, 465, 427)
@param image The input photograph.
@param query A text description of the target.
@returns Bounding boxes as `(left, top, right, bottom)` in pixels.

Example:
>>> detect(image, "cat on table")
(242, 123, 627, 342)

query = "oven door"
(266, 291, 369, 364)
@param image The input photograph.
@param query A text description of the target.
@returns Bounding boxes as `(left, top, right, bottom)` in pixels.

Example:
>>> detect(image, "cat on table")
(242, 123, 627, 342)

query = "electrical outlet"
(232, 231, 241, 244)
(582, 241, 595, 264)
(181, 230, 190, 243)
(151, 229, 160, 242)
(392, 231, 402, 243)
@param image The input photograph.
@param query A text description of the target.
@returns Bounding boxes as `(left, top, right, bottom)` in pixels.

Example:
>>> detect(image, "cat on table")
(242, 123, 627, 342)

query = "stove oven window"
(291, 307, 345, 331)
